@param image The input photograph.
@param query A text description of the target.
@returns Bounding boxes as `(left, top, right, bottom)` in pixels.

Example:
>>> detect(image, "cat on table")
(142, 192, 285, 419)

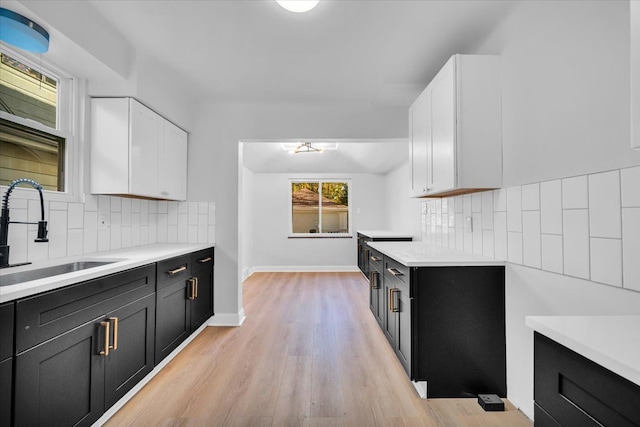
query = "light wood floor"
(106, 272, 532, 427)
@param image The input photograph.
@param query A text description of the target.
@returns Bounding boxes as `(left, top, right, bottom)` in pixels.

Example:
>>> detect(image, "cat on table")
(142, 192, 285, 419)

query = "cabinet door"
(383, 281, 397, 349)
(395, 288, 412, 377)
(130, 99, 163, 198)
(14, 319, 105, 427)
(369, 269, 380, 324)
(429, 57, 456, 194)
(191, 269, 213, 331)
(155, 279, 190, 364)
(160, 121, 188, 201)
(409, 88, 430, 197)
(0, 358, 11, 427)
(104, 294, 156, 407)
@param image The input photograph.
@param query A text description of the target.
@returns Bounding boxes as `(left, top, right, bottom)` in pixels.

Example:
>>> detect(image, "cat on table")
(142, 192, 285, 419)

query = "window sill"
(288, 234, 353, 239)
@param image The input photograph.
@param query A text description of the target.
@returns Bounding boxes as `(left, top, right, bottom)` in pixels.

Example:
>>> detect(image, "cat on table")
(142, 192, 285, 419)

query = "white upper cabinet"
(631, 1, 640, 150)
(90, 98, 188, 201)
(409, 55, 502, 198)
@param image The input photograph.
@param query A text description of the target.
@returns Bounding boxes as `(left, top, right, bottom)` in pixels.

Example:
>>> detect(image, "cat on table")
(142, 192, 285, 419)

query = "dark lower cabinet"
(13, 265, 156, 427)
(368, 248, 384, 328)
(0, 301, 14, 427)
(383, 258, 412, 377)
(534, 332, 640, 427)
(357, 233, 413, 279)
(156, 248, 214, 363)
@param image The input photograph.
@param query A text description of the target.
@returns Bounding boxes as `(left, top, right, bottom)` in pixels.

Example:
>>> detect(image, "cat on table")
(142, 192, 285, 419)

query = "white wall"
(384, 161, 423, 241)
(399, 1, 640, 420)
(243, 172, 386, 276)
(188, 103, 406, 322)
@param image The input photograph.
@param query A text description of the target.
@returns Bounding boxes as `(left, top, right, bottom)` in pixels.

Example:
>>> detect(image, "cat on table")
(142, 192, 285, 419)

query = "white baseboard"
(92, 321, 210, 426)
(412, 381, 427, 399)
(207, 309, 245, 326)
(246, 265, 360, 279)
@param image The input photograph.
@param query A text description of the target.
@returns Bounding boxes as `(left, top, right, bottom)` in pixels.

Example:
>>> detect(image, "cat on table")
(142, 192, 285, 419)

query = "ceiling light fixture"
(281, 142, 338, 154)
(0, 8, 49, 53)
(276, 0, 319, 13)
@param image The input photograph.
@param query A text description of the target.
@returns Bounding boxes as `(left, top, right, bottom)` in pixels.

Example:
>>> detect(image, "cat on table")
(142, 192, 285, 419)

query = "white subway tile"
(493, 188, 507, 212)
(141, 226, 149, 245)
(473, 213, 483, 255)
(590, 238, 622, 287)
(454, 195, 463, 213)
(441, 198, 448, 214)
(68, 203, 84, 229)
(84, 194, 98, 212)
(455, 213, 464, 251)
(110, 213, 122, 250)
(141, 199, 149, 216)
(168, 201, 178, 226)
(67, 229, 83, 256)
(188, 202, 198, 225)
(523, 211, 541, 268)
(463, 195, 472, 218)
(148, 200, 158, 214)
(589, 170, 621, 238)
(131, 221, 141, 247)
(110, 196, 121, 212)
(121, 226, 132, 248)
(472, 193, 482, 213)
(482, 230, 494, 258)
(541, 234, 563, 274)
(494, 212, 508, 261)
(507, 186, 522, 232)
(121, 207, 131, 227)
(482, 191, 493, 230)
(121, 198, 131, 215)
(83, 212, 98, 254)
(97, 229, 110, 252)
(563, 209, 590, 279)
(158, 200, 168, 214)
(522, 183, 540, 211)
(621, 166, 640, 208)
(507, 232, 523, 264)
(178, 213, 188, 243)
(27, 229, 48, 262)
(446, 198, 454, 216)
(157, 213, 168, 243)
(98, 195, 111, 216)
(48, 210, 68, 259)
(198, 202, 208, 214)
(168, 225, 178, 243)
(188, 225, 198, 244)
(541, 180, 562, 235)
(198, 214, 208, 243)
(49, 201, 68, 211)
(131, 198, 141, 213)
(178, 201, 189, 214)
(448, 227, 456, 248)
(622, 208, 640, 291)
(442, 225, 449, 248)
(562, 175, 588, 209)
(7, 224, 28, 264)
(8, 198, 27, 209)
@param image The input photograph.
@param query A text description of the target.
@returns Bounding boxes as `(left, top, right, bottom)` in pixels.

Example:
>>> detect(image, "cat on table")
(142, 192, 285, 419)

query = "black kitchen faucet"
(0, 178, 49, 269)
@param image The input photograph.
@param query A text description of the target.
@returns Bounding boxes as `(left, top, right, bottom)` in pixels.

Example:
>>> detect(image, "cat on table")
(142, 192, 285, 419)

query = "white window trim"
(288, 178, 352, 238)
(0, 44, 82, 203)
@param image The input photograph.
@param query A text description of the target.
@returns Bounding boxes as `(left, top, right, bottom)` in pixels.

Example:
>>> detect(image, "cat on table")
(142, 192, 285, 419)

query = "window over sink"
(289, 180, 351, 237)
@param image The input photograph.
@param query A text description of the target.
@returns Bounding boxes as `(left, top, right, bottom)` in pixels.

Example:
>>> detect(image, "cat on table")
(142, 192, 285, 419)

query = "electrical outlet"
(98, 214, 110, 229)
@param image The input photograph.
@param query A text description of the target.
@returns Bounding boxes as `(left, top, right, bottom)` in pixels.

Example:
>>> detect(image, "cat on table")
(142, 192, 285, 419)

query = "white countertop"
(357, 230, 414, 239)
(526, 315, 640, 387)
(0, 243, 213, 302)
(366, 242, 504, 267)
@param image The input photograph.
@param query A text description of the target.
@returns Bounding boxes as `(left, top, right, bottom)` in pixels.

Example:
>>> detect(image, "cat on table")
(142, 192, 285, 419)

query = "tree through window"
(290, 180, 351, 236)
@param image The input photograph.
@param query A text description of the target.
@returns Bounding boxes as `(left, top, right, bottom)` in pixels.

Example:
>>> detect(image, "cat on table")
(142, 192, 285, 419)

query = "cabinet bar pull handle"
(391, 289, 400, 313)
(370, 256, 381, 262)
(388, 288, 394, 312)
(167, 265, 187, 275)
(109, 317, 118, 350)
(194, 277, 198, 298)
(187, 278, 195, 300)
(387, 268, 403, 277)
(198, 257, 212, 263)
(100, 321, 110, 356)
(370, 271, 379, 289)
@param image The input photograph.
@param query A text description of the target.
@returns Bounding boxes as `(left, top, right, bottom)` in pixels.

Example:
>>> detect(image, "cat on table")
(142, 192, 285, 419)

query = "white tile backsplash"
(563, 209, 590, 279)
(588, 170, 621, 239)
(1, 193, 215, 263)
(423, 164, 640, 295)
(621, 166, 640, 208)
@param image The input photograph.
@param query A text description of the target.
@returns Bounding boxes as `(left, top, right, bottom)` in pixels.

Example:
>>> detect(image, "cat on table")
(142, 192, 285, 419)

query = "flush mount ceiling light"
(281, 142, 338, 154)
(0, 8, 49, 53)
(276, 0, 319, 13)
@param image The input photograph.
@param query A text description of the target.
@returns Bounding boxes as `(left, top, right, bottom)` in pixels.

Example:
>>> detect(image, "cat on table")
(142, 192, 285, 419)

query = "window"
(290, 180, 351, 237)
(0, 48, 74, 196)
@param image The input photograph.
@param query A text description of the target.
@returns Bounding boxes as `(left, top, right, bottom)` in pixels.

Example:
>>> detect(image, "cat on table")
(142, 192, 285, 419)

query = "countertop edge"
(526, 316, 640, 387)
(0, 243, 214, 303)
(357, 230, 414, 239)
(367, 241, 505, 267)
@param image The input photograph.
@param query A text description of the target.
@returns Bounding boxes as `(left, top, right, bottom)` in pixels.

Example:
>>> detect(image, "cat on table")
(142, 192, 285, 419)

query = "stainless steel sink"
(0, 261, 116, 286)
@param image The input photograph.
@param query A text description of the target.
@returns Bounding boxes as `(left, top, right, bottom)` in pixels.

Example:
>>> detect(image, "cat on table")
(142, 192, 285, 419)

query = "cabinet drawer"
(368, 248, 383, 273)
(15, 265, 155, 353)
(157, 254, 191, 289)
(0, 302, 14, 361)
(191, 248, 214, 274)
(384, 257, 409, 285)
(534, 332, 640, 427)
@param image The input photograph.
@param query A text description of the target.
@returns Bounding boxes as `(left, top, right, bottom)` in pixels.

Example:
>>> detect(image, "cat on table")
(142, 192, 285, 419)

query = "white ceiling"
(82, 0, 516, 173)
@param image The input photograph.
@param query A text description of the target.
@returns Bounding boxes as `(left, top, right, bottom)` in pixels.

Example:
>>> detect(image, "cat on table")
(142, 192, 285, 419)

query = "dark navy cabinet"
(0, 302, 14, 427)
